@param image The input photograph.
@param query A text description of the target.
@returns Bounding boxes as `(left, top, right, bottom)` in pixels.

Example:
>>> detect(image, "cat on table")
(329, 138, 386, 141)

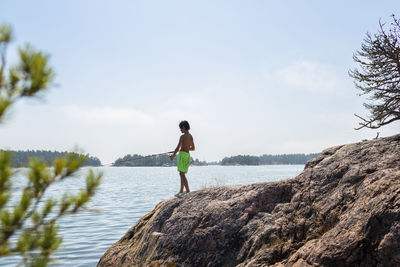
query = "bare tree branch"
(350, 15, 400, 130)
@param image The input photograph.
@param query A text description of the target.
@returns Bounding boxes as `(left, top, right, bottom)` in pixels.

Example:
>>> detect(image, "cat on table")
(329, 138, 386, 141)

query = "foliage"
(220, 153, 319, 166)
(221, 155, 260, 166)
(113, 154, 207, 166)
(0, 22, 102, 266)
(113, 154, 175, 166)
(6, 150, 102, 167)
(349, 14, 400, 129)
(114, 153, 318, 167)
(258, 153, 319, 165)
(191, 158, 208, 166)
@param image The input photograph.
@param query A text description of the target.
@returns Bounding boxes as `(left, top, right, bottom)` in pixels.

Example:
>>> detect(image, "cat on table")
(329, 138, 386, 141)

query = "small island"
(220, 153, 319, 166)
(112, 154, 208, 167)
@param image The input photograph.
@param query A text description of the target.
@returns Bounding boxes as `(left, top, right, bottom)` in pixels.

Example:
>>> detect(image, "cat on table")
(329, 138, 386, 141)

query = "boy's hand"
(170, 155, 174, 161)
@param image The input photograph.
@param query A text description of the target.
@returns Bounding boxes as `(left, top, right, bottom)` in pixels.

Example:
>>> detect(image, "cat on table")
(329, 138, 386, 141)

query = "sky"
(1, 1, 399, 163)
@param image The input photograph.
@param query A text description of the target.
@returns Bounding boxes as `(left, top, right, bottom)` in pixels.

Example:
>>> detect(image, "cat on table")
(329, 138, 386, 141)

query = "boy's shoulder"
(181, 132, 192, 138)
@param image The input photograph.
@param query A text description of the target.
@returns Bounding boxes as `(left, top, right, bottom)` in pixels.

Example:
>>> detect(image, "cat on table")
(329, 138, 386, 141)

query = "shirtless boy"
(170, 120, 195, 197)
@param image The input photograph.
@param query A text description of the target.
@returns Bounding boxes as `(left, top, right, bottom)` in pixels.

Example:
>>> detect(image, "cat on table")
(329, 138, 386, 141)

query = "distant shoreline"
(3, 150, 319, 168)
(12, 163, 307, 169)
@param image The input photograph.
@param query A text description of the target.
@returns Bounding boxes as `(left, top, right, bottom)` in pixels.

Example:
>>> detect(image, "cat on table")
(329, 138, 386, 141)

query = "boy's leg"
(179, 172, 184, 193)
(180, 171, 190, 193)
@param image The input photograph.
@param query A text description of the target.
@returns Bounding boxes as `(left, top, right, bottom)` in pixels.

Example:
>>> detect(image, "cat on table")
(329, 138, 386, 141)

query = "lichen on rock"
(98, 134, 400, 267)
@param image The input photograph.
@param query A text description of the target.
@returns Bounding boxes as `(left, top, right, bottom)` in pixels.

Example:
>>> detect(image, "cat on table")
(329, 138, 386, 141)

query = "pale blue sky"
(1, 1, 399, 162)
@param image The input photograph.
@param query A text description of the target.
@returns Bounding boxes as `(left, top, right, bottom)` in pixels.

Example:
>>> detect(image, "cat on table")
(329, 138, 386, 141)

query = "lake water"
(1, 165, 304, 267)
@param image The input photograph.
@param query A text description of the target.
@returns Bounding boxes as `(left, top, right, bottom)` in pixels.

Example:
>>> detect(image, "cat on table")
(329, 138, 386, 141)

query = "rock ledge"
(98, 134, 400, 266)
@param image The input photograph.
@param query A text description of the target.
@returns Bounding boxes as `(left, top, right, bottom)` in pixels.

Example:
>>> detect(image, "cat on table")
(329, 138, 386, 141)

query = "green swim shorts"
(177, 151, 191, 173)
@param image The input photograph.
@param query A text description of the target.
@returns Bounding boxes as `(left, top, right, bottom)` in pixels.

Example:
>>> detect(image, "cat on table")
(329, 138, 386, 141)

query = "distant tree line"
(4, 150, 319, 167)
(220, 153, 319, 166)
(221, 155, 261, 166)
(113, 154, 207, 166)
(5, 150, 102, 167)
(113, 154, 173, 166)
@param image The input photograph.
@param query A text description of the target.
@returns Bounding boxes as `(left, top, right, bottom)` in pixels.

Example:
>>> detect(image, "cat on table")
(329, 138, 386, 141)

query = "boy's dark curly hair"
(179, 120, 190, 130)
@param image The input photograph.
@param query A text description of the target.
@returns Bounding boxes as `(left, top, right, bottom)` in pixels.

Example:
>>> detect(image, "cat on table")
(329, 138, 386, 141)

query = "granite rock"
(98, 134, 400, 267)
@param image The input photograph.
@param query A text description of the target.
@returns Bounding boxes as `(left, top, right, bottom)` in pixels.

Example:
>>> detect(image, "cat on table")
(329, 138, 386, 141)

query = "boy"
(170, 120, 195, 197)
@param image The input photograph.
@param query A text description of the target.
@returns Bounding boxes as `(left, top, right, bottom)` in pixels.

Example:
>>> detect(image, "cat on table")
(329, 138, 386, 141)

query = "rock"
(98, 134, 400, 267)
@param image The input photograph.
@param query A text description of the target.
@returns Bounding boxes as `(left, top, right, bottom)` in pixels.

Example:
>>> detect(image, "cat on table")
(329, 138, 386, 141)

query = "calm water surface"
(1, 165, 304, 266)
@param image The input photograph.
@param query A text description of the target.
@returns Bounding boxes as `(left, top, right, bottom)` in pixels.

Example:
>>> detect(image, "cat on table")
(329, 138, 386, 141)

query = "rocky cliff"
(98, 134, 400, 267)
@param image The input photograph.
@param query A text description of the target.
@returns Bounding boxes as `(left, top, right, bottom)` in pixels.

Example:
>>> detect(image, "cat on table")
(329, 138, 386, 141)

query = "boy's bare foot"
(175, 192, 187, 197)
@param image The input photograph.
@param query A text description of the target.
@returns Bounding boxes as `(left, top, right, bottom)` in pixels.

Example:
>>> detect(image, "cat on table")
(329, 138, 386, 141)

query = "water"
(1, 165, 304, 266)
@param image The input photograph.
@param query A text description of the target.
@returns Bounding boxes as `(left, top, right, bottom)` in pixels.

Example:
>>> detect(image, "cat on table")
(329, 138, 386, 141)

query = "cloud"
(61, 106, 154, 125)
(269, 60, 347, 93)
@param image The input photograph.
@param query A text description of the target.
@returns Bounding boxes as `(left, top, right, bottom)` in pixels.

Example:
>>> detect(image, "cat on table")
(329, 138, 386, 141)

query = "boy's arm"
(170, 136, 183, 160)
(190, 136, 195, 151)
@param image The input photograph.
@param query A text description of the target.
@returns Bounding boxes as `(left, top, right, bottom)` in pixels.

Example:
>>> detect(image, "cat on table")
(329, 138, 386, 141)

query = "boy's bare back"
(179, 132, 194, 153)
